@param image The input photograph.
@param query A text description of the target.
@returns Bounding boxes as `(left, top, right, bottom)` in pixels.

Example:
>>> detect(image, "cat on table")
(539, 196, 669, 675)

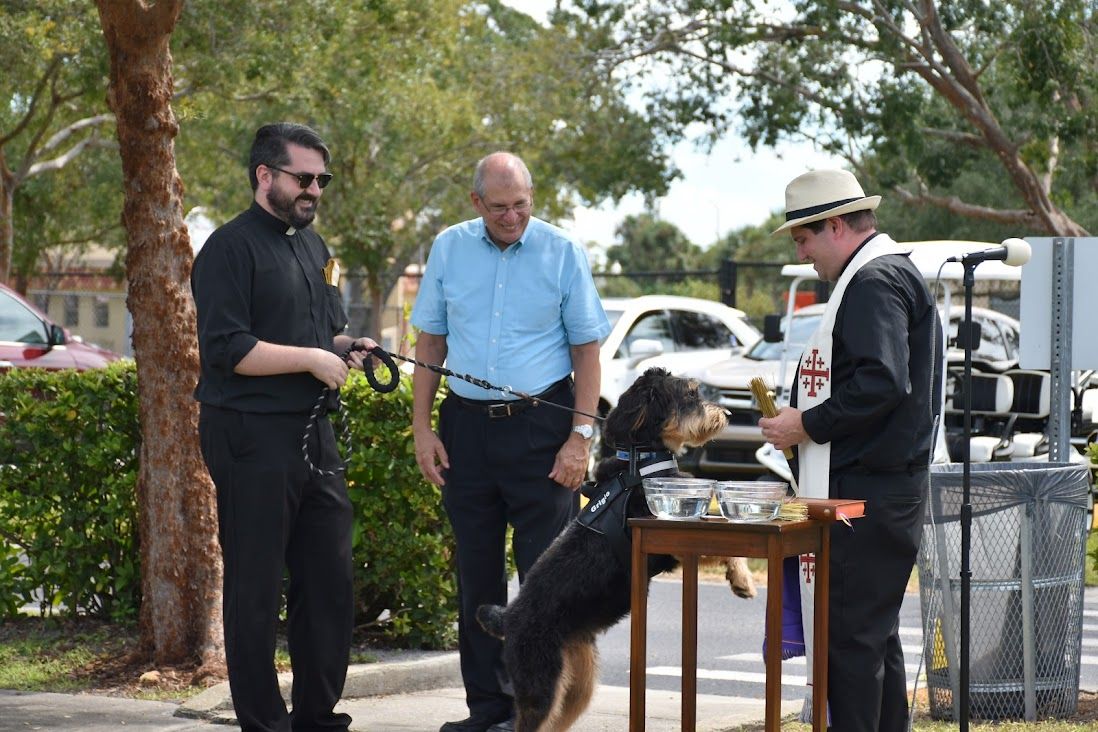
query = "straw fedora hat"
(771, 169, 881, 235)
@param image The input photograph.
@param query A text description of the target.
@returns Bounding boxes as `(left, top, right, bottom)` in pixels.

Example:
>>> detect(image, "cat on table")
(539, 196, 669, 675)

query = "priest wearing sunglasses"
(191, 122, 376, 732)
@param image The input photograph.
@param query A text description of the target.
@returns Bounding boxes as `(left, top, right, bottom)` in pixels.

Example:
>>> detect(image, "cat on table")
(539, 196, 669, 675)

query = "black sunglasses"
(266, 164, 333, 189)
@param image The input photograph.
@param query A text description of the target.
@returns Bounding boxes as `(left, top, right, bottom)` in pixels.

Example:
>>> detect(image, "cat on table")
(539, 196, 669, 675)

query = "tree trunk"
(368, 285, 385, 344)
(95, 0, 224, 676)
(0, 159, 13, 285)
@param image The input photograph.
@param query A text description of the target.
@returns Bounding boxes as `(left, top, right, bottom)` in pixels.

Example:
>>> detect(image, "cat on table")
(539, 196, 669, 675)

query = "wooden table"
(628, 517, 831, 731)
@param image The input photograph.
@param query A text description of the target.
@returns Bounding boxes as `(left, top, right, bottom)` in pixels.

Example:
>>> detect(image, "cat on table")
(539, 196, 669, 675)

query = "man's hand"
(309, 348, 351, 389)
(414, 426, 450, 486)
(758, 407, 809, 451)
(344, 337, 380, 371)
(549, 433, 590, 491)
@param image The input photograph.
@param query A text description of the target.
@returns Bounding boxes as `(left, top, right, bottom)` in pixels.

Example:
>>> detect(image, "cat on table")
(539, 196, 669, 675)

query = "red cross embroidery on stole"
(801, 349, 830, 398)
(800, 553, 816, 584)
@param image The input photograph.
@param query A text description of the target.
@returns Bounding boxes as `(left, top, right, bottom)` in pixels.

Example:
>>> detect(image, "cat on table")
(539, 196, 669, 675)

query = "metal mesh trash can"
(918, 462, 1092, 721)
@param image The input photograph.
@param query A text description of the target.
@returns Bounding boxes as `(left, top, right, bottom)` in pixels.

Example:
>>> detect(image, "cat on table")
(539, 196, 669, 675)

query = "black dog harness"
(576, 447, 678, 570)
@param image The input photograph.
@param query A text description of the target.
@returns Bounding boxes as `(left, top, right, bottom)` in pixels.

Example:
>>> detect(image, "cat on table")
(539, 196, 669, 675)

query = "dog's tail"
(475, 604, 505, 639)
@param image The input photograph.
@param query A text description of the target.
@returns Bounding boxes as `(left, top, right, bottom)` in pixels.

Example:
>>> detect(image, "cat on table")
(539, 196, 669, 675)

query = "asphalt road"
(594, 576, 1098, 702)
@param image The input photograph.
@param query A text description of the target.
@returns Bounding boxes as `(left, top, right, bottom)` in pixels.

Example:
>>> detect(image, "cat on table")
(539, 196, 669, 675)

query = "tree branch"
(921, 127, 987, 148)
(0, 55, 64, 149)
(917, 0, 987, 105)
(35, 114, 115, 159)
(665, 44, 848, 116)
(25, 134, 113, 178)
(891, 184, 1051, 229)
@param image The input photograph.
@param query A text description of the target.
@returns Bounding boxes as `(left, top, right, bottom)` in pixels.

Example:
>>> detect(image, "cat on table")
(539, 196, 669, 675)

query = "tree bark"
(0, 161, 13, 286)
(94, 0, 224, 676)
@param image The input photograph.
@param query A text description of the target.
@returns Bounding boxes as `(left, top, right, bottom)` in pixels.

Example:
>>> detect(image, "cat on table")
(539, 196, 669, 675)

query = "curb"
(175, 652, 461, 722)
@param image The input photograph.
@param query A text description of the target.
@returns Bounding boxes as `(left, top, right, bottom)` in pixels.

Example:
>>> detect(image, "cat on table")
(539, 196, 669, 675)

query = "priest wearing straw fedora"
(759, 169, 943, 732)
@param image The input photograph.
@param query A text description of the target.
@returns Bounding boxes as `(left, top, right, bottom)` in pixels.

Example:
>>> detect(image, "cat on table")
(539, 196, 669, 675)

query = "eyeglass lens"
(268, 165, 333, 189)
(487, 201, 530, 215)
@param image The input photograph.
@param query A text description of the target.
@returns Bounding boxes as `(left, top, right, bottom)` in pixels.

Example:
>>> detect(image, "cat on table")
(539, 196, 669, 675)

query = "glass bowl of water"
(714, 481, 787, 523)
(641, 478, 715, 520)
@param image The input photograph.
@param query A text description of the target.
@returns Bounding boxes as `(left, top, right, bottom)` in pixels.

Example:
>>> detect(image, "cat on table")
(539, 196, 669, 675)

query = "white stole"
(795, 234, 911, 716)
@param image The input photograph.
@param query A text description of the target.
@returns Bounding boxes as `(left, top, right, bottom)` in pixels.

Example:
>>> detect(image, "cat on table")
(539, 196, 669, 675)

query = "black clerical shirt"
(795, 235, 943, 473)
(192, 202, 348, 413)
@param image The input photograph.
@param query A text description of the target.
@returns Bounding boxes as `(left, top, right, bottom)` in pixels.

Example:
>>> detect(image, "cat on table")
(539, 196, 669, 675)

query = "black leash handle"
(302, 343, 400, 477)
(351, 344, 399, 393)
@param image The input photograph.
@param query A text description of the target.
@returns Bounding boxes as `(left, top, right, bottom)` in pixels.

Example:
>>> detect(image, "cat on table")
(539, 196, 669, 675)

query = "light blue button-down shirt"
(411, 216, 610, 400)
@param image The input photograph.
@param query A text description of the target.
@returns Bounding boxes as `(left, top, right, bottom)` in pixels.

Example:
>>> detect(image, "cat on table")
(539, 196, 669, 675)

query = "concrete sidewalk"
(0, 649, 795, 731)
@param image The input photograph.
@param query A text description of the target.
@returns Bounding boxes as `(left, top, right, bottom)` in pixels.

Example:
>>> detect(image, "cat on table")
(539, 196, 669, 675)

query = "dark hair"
(803, 208, 878, 235)
(248, 123, 331, 191)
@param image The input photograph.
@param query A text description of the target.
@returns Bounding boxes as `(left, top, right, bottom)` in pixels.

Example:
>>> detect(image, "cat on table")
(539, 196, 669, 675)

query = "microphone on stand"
(947, 236, 1029, 731)
(947, 238, 1032, 267)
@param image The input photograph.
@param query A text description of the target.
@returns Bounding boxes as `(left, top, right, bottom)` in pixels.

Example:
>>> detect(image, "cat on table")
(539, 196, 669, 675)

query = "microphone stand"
(959, 258, 977, 731)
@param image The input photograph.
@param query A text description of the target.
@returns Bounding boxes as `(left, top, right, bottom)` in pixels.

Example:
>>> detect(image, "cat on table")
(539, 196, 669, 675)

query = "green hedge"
(0, 363, 457, 649)
(0, 362, 141, 621)
(341, 371, 456, 648)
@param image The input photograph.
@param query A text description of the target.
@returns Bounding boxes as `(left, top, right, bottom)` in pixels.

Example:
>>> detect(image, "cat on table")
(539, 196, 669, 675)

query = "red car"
(0, 282, 120, 370)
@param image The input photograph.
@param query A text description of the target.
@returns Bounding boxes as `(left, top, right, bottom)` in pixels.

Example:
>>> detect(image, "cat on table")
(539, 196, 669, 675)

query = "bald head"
(473, 152, 533, 198)
(471, 152, 534, 249)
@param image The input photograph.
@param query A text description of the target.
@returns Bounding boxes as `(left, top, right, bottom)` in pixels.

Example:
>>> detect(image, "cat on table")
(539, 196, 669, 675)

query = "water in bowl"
(646, 493, 711, 520)
(716, 496, 783, 522)
(714, 480, 786, 523)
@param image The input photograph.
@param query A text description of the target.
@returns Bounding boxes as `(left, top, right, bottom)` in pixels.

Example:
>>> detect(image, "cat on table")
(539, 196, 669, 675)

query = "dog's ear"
(605, 368, 674, 446)
(604, 389, 645, 446)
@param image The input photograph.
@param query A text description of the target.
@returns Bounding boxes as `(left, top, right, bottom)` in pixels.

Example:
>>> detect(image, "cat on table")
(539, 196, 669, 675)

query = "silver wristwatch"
(571, 424, 594, 440)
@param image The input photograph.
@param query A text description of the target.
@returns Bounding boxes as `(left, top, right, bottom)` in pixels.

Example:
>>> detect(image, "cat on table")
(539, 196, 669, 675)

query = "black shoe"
(440, 717, 498, 732)
(486, 720, 515, 732)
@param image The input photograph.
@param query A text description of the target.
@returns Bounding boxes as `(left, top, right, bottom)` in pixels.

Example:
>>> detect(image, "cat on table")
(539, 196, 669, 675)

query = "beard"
(267, 185, 318, 229)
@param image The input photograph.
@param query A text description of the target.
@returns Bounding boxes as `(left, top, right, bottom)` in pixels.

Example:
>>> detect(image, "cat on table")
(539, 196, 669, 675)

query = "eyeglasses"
(265, 165, 333, 189)
(484, 200, 531, 216)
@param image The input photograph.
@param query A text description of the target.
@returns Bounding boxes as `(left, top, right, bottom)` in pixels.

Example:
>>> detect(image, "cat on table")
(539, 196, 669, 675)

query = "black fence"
(593, 260, 829, 311)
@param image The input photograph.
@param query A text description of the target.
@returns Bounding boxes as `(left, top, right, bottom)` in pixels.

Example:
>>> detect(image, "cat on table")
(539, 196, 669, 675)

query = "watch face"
(574, 424, 594, 439)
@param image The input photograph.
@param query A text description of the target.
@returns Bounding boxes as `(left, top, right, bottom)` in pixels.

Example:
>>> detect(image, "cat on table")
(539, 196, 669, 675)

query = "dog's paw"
(475, 604, 506, 639)
(724, 557, 757, 599)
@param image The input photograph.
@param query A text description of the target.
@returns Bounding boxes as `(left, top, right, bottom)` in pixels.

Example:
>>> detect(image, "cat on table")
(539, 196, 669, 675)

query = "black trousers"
(199, 405, 354, 732)
(438, 386, 578, 723)
(827, 469, 927, 732)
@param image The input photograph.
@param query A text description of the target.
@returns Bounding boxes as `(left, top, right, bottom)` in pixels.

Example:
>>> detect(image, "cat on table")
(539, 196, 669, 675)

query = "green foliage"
(594, 274, 719, 300)
(563, 0, 1098, 237)
(340, 371, 457, 649)
(0, 364, 459, 647)
(0, 362, 141, 622)
(164, 0, 676, 336)
(0, 0, 117, 282)
(0, 619, 122, 692)
(606, 212, 703, 272)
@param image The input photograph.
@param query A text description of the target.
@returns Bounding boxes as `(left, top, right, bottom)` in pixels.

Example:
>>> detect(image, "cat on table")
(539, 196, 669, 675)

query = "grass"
(0, 616, 381, 703)
(0, 621, 109, 693)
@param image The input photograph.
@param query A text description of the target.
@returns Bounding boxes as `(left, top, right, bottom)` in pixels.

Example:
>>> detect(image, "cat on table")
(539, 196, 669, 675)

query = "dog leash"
(303, 344, 605, 477)
(302, 344, 401, 477)
(356, 345, 605, 422)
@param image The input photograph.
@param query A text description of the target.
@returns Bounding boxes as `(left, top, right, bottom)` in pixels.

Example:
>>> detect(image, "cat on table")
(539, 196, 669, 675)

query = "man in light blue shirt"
(411, 152, 609, 732)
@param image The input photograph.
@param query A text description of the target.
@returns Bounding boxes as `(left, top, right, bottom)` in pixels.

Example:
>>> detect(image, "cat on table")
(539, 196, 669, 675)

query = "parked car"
(593, 295, 760, 461)
(0, 283, 120, 371)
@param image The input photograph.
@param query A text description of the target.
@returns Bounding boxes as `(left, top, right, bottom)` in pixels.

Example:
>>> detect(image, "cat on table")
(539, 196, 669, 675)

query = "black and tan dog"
(476, 367, 754, 731)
